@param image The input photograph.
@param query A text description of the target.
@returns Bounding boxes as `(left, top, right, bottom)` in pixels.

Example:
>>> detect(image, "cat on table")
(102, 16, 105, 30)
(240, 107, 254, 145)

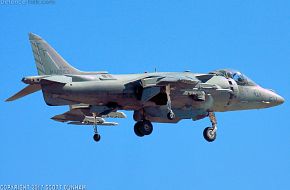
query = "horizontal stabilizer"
(6, 84, 41, 102)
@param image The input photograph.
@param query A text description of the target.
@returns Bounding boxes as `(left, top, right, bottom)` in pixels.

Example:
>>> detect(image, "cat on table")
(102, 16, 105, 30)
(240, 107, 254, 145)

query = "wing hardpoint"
(51, 104, 127, 126)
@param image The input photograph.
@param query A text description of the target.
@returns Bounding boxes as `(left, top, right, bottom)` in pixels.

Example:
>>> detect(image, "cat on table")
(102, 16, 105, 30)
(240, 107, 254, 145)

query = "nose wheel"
(203, 112, 217, 142)
(203, 127, 216, 142)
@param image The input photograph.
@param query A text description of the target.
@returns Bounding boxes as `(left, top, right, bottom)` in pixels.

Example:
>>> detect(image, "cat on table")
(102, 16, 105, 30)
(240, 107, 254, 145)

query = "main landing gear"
(134, 120, 153, 137)
(203, 112, 217, 142)
(92, 113, 101, 142)
(166, 85, 175, 120)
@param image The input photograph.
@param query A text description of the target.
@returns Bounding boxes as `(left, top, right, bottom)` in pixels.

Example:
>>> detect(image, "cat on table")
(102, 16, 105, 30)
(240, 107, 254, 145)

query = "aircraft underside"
(41, 81, 220, 142)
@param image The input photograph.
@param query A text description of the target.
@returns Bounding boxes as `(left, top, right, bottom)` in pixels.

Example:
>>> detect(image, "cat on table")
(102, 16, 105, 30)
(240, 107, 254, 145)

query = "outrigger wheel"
(167, 110, 175, 120)
(93, 133, 101, 142)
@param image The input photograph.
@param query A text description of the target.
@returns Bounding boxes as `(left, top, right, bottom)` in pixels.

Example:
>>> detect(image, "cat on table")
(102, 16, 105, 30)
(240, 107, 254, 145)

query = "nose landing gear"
(203, 112, 217, 142)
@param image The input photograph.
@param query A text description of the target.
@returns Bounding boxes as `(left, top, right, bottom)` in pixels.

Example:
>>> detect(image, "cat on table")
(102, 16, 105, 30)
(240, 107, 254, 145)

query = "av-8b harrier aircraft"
(6, 33, 285, 142)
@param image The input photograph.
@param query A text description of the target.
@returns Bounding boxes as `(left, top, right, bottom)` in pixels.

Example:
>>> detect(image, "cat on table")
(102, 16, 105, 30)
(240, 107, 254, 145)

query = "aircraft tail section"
(6, 33, 109, 103)
(29, 33, 81, 75)
(5, 84, 41, 102)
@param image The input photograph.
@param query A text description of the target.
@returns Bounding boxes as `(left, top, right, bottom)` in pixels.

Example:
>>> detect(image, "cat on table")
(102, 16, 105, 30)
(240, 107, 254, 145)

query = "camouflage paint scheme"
(6, 33, 285, 142)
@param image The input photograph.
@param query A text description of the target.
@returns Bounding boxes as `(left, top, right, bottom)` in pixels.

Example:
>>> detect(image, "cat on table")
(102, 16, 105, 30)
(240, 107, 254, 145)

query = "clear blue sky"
(1, 0, 289, 189)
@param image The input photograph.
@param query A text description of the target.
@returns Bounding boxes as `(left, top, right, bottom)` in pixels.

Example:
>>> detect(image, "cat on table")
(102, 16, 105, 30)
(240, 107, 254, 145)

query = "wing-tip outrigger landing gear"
(167, 110, 175, 120)
(203, 112, 217, 142)
(93, 131, 101, 142)
(92, 113, 101, 142)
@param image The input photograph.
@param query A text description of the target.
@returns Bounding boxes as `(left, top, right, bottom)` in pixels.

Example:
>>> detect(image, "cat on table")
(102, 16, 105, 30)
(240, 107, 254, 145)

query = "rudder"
(29, 33, 81, 75)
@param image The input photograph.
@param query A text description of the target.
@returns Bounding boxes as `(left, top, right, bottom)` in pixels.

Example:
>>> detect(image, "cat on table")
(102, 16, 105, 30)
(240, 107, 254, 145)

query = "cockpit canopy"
(210, 69, 256, 86)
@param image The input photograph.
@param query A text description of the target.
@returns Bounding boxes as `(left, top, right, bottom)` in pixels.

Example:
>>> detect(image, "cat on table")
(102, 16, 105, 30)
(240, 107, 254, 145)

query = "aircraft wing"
(68, 119, 118, 126)
(141, 75, 200, 88)
(139, 75, 200, 102)
(156, 76, 199, 86)
(51, 104, 126, 126)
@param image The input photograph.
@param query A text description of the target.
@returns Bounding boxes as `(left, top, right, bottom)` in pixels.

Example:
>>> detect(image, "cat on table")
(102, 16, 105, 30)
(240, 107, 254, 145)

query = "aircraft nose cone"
(262, 89, 285, 107)
(268, 91, 285, 107)
(275, 94, 285, 105)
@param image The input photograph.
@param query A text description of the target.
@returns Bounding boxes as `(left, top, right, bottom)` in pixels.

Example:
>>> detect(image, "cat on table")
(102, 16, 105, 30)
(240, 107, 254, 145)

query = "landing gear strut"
(134, 120, 153, 137)
(203, 112, 217, 142)
(92, 113, 101, 142)
(167, 110, 175, 120)
(166, 85, 175, 120)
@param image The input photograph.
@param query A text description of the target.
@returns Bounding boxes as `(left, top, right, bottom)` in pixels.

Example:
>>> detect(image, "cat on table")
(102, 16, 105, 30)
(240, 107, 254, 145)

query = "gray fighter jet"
(6, 33, 285, 142)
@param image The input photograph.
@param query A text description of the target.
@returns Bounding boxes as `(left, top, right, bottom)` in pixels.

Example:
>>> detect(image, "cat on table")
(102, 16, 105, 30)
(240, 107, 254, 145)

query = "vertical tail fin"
(29, 33, 81, 75)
